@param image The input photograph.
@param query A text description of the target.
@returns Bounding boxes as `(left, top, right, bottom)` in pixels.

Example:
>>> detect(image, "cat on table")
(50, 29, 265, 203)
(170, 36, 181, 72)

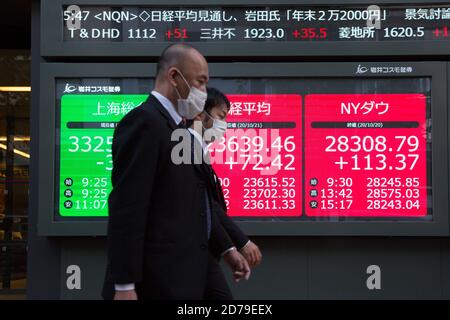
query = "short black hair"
(204, 87, 230, 114)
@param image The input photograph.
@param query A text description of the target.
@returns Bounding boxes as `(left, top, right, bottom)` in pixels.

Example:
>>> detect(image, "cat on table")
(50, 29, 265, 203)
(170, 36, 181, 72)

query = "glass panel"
(0, 50, 30, 298)
(0, 118, 5, 221)
(0, 244, 27, 291)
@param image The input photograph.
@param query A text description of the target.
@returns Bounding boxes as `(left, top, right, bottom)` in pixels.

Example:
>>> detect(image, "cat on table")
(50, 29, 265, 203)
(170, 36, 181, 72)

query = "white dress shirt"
(151, 90, 182, 125)
(188, 127, 209, 156)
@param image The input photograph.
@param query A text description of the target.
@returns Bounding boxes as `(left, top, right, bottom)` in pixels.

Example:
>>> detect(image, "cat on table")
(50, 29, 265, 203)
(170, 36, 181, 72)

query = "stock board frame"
(37, 61, 448, 236)
(41, 0, 450, 58)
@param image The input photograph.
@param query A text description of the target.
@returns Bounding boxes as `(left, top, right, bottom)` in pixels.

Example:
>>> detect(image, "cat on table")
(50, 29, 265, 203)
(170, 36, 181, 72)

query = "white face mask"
(173, 69, 207, 120)
(203, 111, 227, 144)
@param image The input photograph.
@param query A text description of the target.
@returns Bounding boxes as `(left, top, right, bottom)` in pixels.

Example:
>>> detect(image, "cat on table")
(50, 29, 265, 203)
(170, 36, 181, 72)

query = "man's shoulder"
(119, 95, 163, 126)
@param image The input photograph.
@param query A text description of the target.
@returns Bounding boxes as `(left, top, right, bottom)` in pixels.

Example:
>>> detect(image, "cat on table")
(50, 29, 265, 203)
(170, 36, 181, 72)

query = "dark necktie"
(189, 133, 211, 239)
(178, 119, 187, 129)
(207, 165, 227, 212)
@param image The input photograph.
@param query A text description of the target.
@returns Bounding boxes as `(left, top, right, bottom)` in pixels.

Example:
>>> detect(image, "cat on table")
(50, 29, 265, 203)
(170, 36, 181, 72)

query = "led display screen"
(55, 77, 431, 220)
(62, 5, 450, 43)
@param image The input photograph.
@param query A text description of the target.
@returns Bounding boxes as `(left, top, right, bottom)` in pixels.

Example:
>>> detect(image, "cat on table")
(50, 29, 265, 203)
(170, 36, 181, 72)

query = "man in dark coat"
(102, 44, 250, 300)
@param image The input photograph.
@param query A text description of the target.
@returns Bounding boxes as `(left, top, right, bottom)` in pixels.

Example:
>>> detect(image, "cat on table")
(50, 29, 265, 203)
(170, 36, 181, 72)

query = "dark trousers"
(203, 255, 234, 300)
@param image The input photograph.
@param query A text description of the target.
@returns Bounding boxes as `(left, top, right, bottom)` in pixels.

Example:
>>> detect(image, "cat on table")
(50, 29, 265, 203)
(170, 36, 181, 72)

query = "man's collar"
(151, 90, 182, 125)
(188, 127, 209, 156)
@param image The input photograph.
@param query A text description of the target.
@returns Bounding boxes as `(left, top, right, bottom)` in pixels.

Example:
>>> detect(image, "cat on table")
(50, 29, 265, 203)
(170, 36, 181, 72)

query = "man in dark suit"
(203, 88, 262, 267)
(188, 88, 263, 299)
(103, 44, 250, 300)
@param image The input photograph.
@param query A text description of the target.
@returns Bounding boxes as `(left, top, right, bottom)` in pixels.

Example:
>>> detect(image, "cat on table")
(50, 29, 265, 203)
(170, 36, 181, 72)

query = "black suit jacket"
(190, 134, 250, 251)
(102, 94, 233, 300)
(209, 166, 250, 250)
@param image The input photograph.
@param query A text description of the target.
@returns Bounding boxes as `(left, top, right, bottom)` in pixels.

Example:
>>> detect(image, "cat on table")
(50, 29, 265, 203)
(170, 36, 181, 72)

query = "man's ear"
(167, 67, 178, 87)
